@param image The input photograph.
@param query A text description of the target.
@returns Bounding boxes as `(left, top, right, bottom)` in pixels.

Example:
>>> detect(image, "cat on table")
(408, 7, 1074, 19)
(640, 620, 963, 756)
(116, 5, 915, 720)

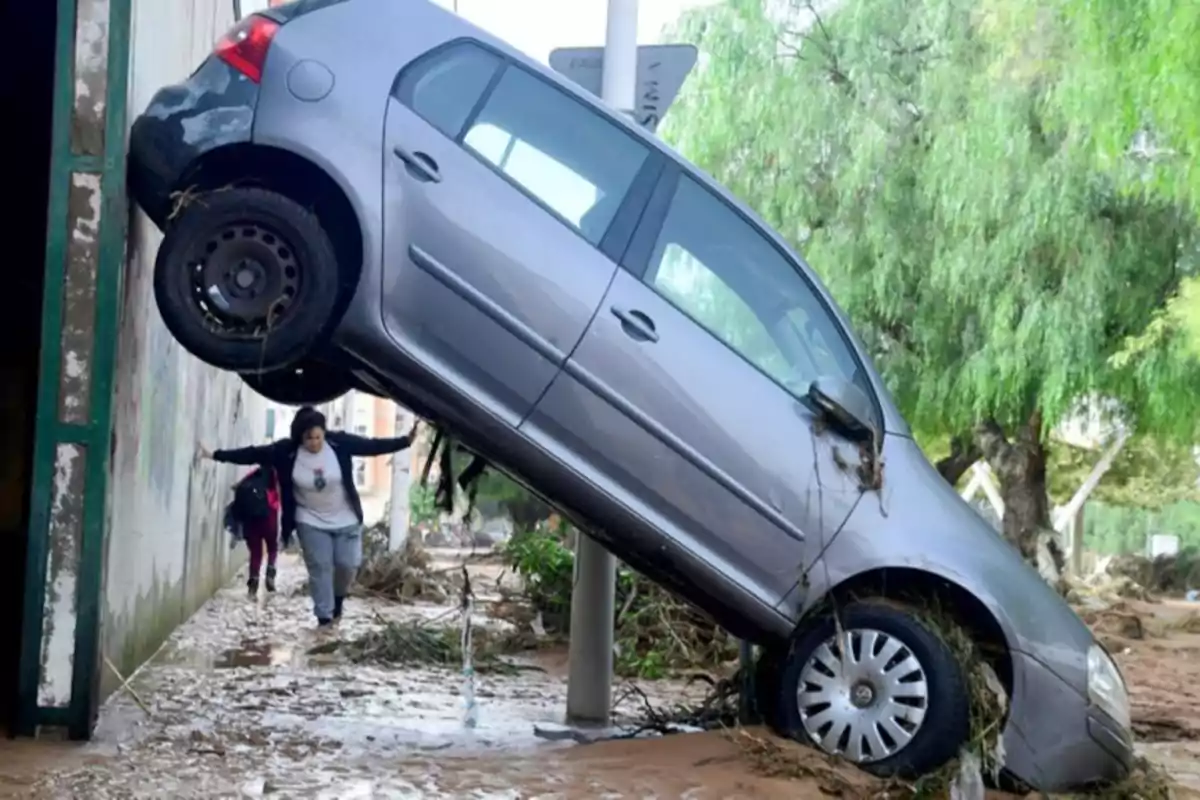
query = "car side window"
(393, 42, 502, 139)
(646, 175, 870, 402)
(460, 65, 651, 245)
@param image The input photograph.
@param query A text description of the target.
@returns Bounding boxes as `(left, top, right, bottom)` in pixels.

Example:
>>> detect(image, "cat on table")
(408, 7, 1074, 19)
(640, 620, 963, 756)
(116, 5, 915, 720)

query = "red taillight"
(214, 15, 280, 83)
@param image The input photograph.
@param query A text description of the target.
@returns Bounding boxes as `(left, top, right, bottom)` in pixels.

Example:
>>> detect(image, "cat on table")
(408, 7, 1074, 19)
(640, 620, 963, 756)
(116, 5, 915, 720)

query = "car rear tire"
(153, 187, 341, 372)
(240, 361, 354, 406)
(776, 601, 970, 778)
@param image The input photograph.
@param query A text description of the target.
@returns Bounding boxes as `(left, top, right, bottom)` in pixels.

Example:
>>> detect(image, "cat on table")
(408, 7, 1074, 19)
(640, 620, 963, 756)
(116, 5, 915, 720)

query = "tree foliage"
(988, 0, 1200, 213)
(662, 0, 1200, 443)
(979, 0, 1200, 390)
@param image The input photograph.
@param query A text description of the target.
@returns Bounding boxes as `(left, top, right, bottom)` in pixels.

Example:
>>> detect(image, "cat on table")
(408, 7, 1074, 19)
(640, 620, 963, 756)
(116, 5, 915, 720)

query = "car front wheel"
(776, 601, 971, 778)
(153, 187, 341, 372)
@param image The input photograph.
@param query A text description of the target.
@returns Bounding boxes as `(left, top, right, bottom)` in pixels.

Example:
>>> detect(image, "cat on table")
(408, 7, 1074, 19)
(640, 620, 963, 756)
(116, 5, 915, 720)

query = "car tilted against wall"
(126, 0, 1133, 789)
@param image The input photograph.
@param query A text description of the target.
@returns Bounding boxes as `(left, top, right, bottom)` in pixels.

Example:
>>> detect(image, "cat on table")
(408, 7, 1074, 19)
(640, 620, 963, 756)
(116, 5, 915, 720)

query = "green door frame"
(16, 0, 132, 739)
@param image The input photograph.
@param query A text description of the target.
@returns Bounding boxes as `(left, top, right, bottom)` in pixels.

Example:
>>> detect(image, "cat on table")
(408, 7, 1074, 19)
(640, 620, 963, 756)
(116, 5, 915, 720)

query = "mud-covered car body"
(128, 0, 1133, 789)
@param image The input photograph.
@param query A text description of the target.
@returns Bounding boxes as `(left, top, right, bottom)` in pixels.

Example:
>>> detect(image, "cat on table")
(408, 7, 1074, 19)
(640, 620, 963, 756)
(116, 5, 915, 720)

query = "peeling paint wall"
(34, 0, 115, 711)
(40, 444, 86, 707)
(99, 0, 265, 695)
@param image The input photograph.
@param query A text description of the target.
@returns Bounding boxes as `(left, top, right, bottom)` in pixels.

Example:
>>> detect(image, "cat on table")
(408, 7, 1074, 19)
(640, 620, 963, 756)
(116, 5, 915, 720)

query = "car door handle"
(393, 145, 441, 183)
(611, 306, 658, 342)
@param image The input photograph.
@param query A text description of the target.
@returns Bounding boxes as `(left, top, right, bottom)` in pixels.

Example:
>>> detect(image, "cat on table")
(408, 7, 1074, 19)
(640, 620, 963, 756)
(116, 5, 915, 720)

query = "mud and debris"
(0, 552, 744, 798)
(354, 534, 462, 604)
(331, 616, 529, 675)
(2, 544, 1200, 798)
(1099, 552, 1200, 597)
(1063, 557, 1200, 794)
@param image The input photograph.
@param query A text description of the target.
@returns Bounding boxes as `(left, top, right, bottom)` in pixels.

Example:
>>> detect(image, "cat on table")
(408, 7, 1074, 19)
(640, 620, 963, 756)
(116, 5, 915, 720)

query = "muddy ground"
(0, 551, 1197, 799)
(1094, 597, 1200, 791)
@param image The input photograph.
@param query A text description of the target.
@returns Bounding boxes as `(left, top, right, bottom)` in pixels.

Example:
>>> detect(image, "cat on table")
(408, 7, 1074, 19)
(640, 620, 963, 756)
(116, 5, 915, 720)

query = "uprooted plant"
(293, 506, 459, 602)
(311, 613, 534, 675)
(355, 522, 461, 603)
(497, 521, 740, 679)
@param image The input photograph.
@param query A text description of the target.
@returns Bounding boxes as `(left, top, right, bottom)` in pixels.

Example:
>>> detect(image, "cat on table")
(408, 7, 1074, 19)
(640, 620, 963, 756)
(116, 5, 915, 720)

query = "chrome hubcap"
(797, 628, 929, 763)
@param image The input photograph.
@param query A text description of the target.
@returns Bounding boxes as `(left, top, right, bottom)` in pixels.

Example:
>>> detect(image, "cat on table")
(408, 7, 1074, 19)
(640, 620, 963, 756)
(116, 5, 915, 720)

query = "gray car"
(127, 0, 1132, 789)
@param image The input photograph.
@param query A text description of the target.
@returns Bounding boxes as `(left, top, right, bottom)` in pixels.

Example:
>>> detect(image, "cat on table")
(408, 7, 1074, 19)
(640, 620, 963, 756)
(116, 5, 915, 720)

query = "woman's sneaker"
(265, 566, 277, 593)
(247, 577, 259, 598)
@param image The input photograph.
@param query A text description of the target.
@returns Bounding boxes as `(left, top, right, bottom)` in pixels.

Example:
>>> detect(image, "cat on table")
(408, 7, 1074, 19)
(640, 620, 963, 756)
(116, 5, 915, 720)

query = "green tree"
(976, 0, 1200, 363)
(662, 0, 1200, 578)
(983, 0, 1200, 214)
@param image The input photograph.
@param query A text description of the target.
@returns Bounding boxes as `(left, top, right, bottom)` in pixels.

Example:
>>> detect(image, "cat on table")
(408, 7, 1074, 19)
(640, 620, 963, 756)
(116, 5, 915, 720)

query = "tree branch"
(1017, 408, 1043, 448)
(804, 0, 835, 48)
(884, 39, 934, 56)
(974, 419, 1016, 474)
(795, 1, 855, 96)
(935, 433, 981, 485)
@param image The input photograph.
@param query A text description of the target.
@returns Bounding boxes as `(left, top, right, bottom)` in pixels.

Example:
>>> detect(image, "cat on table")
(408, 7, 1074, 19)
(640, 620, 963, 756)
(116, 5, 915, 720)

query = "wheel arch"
(812, 566, 1014, 699)
(171, 142, 364, 335)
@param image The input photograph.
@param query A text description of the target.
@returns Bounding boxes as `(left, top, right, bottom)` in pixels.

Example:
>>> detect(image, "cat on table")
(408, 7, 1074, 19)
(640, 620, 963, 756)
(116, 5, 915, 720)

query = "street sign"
(549, 44, 698, 132)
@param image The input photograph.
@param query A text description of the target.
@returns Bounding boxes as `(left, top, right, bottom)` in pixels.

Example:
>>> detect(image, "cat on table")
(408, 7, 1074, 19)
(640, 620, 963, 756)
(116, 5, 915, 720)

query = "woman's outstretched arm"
(334, 432, 414, 457)
(199, 442, 276, 466)
(333, 419, 421, 457)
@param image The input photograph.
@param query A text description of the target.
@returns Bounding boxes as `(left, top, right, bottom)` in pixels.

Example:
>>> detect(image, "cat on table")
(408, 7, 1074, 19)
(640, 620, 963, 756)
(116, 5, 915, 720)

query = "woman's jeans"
(295, 522, 363, 621)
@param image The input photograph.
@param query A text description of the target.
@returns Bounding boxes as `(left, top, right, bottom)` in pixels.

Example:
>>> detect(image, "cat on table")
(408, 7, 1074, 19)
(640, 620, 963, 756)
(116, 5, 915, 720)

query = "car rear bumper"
(127, 56, 259, 230)
(1003, 650, 1133, 791)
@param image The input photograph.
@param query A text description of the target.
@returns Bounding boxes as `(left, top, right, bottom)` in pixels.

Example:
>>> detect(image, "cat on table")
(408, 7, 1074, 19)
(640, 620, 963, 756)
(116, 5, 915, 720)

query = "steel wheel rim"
(186, 221, 301, 338)
(797, 627, 929, 763)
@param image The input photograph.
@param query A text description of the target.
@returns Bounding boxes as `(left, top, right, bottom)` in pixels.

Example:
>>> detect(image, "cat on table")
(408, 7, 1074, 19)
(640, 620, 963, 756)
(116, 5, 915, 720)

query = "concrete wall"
(100, 0, 265, 694)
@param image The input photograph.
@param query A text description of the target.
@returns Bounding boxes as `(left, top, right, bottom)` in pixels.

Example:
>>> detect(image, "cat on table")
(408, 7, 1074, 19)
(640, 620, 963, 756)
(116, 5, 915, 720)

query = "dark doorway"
(0, 0, 59, 734)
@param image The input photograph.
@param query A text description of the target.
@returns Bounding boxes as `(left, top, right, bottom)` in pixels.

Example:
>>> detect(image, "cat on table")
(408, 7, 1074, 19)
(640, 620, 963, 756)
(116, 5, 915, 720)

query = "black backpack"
(232, 469, 273, 522)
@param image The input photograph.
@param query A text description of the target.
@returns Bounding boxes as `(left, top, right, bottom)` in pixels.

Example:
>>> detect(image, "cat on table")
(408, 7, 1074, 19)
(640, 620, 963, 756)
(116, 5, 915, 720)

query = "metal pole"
(388, 405, 412, 552)
(566, 0, 638, 726)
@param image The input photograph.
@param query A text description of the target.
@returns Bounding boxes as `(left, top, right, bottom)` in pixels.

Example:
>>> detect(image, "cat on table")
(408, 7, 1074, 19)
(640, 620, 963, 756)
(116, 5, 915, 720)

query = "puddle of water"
(214, 639, 295, 669)
(162, 636, 301, 671)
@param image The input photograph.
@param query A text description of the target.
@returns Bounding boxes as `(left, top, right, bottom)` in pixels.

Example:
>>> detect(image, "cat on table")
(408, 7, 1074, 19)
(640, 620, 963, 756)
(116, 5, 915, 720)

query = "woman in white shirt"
(202, 406, 416, 627)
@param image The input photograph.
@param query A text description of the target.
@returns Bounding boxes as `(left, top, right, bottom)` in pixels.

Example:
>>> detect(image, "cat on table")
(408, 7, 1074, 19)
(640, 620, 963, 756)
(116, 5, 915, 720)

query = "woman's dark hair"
(289, 406, 327, 444)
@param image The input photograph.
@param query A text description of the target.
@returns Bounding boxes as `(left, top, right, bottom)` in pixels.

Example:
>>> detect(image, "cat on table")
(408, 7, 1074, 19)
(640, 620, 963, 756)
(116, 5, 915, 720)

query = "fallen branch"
(321, 616, 533, 676)
(104, 655, 152, 717)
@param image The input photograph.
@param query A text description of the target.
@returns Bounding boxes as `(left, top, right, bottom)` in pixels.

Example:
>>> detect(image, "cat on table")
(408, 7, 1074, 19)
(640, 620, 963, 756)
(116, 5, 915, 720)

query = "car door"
(381, 40, 661, 428)
(525, 166, 877, 610)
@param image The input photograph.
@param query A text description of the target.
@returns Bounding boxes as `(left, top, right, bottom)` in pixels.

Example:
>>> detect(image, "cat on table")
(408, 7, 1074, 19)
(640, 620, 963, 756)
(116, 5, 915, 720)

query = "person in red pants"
(241, 466, 281, 597)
